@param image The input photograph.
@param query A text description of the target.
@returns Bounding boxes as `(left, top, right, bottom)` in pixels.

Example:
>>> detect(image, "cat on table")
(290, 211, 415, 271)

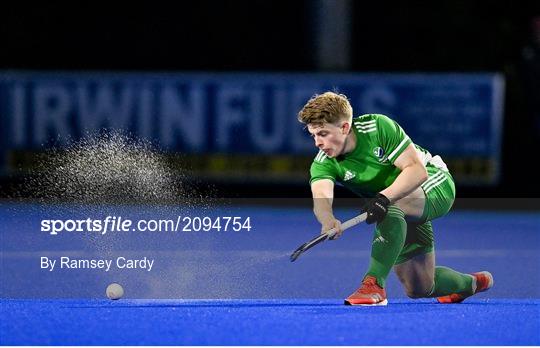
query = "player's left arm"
(362, 115, 428, 224)
(363, 143, 428, 224)
(379, 143, 428, 204)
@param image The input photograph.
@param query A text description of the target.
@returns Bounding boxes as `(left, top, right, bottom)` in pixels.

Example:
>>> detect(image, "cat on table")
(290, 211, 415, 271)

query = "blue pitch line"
(1, 299, 539, 345)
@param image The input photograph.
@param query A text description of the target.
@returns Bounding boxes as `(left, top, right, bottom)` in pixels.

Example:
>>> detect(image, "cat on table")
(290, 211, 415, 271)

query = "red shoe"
(344, 276, 388, 306)
(437, 271, 494, 304)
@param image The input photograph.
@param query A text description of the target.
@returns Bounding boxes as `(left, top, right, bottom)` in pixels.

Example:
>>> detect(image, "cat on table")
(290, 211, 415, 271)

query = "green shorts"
(394, 166, 456, 264)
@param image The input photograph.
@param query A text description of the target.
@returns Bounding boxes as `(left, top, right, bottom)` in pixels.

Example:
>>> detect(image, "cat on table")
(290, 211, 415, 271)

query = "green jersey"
(310, 114, 442, 198)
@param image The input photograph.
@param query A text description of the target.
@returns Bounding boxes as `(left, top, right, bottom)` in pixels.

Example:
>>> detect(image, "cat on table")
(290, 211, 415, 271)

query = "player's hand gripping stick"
(363, 193, 391, 224)
(290, 212, 368, 262)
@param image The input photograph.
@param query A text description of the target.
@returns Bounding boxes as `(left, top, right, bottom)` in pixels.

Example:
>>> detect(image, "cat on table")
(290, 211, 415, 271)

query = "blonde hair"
(297, 92, 353, 125)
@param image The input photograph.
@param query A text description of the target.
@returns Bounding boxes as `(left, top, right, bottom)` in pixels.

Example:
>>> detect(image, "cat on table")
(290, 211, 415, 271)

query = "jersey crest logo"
(373, 147, 389, 162)
(343, 170, 356, 181)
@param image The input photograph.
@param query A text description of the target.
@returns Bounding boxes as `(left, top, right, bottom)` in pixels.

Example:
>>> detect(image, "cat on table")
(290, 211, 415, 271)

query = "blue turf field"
(2, 299, 538, 345)
(1, 203, 539, 345)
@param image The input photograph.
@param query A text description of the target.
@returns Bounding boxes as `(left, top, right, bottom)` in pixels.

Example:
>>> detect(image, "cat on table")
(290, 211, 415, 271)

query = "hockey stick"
(290, 212, 368, 262)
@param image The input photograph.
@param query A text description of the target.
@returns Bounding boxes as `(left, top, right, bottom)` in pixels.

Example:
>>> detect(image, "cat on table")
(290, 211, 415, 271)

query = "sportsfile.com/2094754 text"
(40, 216, 252, 235)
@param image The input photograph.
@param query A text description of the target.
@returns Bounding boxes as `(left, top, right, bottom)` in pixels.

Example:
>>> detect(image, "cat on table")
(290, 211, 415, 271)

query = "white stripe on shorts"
(421, 171, 444, 190)
(424, 173, 447, 193)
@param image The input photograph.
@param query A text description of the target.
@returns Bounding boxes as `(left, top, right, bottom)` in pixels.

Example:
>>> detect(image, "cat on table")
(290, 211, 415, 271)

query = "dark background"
(1, 1, 540, 199)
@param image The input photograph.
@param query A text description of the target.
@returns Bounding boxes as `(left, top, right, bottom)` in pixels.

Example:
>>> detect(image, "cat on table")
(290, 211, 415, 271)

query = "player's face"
(307, 122, 348, 158)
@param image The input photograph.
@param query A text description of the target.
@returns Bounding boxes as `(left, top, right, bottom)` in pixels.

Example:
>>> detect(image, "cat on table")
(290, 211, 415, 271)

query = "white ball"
(106, 283, 124, 300)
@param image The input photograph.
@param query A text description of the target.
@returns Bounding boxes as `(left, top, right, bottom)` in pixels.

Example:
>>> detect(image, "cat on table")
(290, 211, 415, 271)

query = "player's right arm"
(311, 179, 343, 238)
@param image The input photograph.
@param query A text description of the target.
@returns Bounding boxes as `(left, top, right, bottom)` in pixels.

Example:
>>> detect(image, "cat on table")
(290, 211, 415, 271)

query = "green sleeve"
(309, 155, 338, 185)
(376, 115, 412, 164)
